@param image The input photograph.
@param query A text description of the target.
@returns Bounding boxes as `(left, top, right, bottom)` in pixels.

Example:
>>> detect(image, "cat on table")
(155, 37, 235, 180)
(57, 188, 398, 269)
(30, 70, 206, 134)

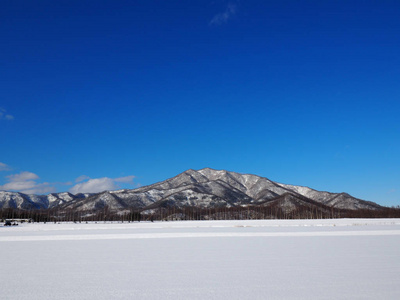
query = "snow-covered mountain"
(0, 191, 89, 210)
(0, 168, 382, 212)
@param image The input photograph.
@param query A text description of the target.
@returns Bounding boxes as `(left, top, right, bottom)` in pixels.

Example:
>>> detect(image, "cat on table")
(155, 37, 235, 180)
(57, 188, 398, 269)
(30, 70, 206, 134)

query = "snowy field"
(1, 219, 400, 300)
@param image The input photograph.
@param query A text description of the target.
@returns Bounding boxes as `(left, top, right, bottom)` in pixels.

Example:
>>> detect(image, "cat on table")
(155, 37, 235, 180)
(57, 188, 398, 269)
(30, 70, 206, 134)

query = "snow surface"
(1, 219, 400, 299)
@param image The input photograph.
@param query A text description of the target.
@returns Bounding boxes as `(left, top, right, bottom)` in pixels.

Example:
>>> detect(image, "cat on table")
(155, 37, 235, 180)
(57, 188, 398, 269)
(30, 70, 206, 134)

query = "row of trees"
(2, 204, 400, 223)
(145, 205, 400, 221)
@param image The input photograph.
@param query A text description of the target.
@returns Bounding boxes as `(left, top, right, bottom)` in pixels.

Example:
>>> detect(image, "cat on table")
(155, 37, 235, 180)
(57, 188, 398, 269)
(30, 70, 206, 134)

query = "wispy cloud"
(115, 175, 135, 183)
(22, 183, 56, 195)
(69, 177, 119, 194)
(75, 175, 90, 183)
(69, 175, 136, 194)
(7, 171, 39, 182)
(209, 3, 237, 26)
(1, 170, 136, 195)
(0, 162, 11, 171)
(0, 108, 14, 120)
(0, 171, 56, 194)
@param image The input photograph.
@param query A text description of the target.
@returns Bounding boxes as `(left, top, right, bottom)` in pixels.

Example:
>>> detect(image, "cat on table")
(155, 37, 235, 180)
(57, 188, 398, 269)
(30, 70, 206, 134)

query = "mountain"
(1, 168, 382, 215)
(0, 191, 90, 210)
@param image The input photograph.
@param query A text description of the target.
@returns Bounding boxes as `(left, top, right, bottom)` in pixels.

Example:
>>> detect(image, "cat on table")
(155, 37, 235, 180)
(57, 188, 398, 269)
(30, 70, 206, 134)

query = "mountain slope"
(0, 168, 382, 213)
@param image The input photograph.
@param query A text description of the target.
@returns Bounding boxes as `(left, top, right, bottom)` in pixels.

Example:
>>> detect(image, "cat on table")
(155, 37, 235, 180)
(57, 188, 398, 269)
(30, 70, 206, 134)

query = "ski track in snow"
(2, 219, 400, 241)
(2, 230, 400, 242)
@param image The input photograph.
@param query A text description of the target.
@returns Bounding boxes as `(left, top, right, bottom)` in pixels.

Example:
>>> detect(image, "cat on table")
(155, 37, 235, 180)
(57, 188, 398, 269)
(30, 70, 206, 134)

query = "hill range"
(0, 169, 382, 216)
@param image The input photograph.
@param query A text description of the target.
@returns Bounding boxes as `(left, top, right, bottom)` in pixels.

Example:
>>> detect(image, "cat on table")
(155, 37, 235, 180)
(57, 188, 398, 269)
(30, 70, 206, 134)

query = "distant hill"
(1, 168, 382, 217)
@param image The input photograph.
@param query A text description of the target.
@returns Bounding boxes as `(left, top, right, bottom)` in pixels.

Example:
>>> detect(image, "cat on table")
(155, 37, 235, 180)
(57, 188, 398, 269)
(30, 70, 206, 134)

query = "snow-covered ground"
(1, 219, 400, 299)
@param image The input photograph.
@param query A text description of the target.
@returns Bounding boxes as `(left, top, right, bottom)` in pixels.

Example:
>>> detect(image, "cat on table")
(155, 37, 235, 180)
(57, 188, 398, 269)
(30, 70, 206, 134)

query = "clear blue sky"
(1, 0, 399, 206)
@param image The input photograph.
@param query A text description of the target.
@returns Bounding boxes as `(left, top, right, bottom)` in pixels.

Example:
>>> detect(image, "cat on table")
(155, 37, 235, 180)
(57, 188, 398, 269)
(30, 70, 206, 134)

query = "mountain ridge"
(0, 168, 382, 213)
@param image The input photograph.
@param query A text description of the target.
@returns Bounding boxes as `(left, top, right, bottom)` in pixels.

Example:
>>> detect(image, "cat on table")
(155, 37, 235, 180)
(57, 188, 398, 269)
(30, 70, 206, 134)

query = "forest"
(1, 203, 400, 223)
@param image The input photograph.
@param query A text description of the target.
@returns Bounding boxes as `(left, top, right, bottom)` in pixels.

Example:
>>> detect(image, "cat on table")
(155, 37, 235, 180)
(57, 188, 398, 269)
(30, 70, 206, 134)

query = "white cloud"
(75, 175, 90, 183)
(0, 108, 14, 120)
(1, 180, 37, 191)
(6, 171, 39, 182)
(69, 175, 136, 194)
(69, 177, 119, 194)
(114, 175, 135, 183)
(1, 170, 136, 195)
(23, 184, 56, 195)
(209, 3, 237, 26)
(0, 162, 11, 171)
(0, 171, 56, 194)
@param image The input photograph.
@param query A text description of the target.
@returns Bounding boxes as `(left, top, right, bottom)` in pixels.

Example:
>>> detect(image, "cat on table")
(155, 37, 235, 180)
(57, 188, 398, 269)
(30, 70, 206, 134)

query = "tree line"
(1, 204, 400, 223)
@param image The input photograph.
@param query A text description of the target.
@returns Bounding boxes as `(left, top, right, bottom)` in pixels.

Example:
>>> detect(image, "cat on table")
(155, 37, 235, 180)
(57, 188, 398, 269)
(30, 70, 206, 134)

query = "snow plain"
(1, 219, 400, 299)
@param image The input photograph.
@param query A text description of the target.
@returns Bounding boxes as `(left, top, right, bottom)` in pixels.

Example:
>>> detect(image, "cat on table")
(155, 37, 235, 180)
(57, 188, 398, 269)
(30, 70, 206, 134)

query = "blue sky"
(1, 0, 399, 206)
